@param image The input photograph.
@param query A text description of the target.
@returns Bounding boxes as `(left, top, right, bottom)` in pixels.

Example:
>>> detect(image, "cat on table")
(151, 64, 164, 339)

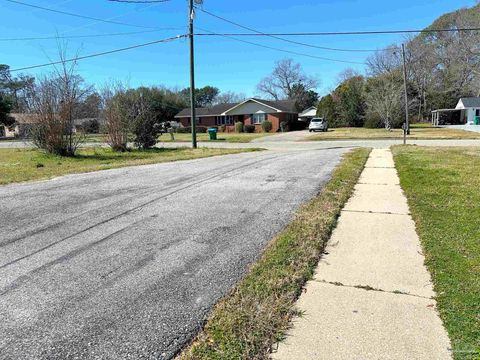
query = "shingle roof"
(460, 97, 480, 108)
(175, 103, 238, 118)
(10, 113, 39, 124)
(175, 98, 298, 118)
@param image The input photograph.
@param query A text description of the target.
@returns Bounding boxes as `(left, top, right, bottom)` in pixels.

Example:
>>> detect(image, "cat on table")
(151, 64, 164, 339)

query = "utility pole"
(189, 0, 197, 148)
(401, 43, 409, 144)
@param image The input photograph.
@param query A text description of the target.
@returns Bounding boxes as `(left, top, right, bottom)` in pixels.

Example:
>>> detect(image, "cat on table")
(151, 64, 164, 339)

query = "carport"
(431, 108, 463, 126)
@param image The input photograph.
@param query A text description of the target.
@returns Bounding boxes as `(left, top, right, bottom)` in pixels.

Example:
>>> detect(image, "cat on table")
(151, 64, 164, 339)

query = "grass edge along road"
(0, 147, 260, 185)
(393, 146, 480, 360)
(81, 132, 274, 144)
(178, 148, 371, 360)
(307, 126, 480, 141)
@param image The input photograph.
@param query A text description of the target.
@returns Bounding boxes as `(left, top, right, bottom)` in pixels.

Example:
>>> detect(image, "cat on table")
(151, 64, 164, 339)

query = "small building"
(298, 106, 317, 122)
(1, 113, 39, 138)
(432, 97, 480, 126)
(175, 98, 300, 132)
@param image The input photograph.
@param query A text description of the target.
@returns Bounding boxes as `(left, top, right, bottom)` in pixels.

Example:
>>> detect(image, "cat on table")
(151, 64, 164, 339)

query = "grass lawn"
(83, 132, 273, 144)
(393, 146, 480, 359)
(307, 125, 480, 141)
(0, 147, 257, 185)
(179, 148, 371, 360)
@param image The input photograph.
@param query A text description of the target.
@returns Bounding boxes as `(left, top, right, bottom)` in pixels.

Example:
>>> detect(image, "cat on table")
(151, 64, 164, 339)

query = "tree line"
(318, 3, 480, 129)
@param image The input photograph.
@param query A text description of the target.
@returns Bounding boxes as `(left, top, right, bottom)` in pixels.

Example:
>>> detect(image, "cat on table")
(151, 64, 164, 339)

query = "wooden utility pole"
(402, 43, 409, 144)
(189, 0, 197, 148)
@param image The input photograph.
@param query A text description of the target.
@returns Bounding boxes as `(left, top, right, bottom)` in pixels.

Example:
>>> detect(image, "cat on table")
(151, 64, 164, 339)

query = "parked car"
(308, 117, 328, 132)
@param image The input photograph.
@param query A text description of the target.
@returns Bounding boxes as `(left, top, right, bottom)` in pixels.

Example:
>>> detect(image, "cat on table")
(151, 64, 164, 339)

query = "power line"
(0, 28, 185, 41)
(9, 34, 187, 72)
(194, 28, 480, 37)
(196, 7, 388, 53)
(5, 0, 160, 29)
(196, 27, 365, 65)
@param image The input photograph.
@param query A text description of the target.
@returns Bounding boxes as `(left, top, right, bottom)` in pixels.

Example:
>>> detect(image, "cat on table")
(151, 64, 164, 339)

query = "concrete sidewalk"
(272, 148, 452, 360)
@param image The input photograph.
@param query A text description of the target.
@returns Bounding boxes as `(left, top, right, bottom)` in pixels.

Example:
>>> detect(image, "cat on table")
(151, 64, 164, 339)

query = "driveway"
(0, 148, 346, 359)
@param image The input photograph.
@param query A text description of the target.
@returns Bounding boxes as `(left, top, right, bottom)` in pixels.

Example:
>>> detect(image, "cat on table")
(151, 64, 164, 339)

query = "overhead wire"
(0, 28, 185, 41)
(195, 7, 392, 53)
(9, 34, 187, 72)
(195, 27, 366, 65)
(5, 0, 161, 29)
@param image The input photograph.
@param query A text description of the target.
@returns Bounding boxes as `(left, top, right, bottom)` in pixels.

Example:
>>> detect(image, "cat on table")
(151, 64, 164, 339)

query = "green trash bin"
(208, 127, 217, 140)
(475, 116, 480, 125)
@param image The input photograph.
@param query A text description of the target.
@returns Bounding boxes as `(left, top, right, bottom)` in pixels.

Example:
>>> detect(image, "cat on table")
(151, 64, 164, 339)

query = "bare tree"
(29, 45, 89, 156)
(256, 58, 319, 100)
(214, 91, 246, 104)
(365, 74, 403, 130)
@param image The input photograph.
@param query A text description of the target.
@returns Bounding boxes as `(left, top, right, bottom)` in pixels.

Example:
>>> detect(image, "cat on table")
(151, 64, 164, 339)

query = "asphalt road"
(0, 148, 346, 360)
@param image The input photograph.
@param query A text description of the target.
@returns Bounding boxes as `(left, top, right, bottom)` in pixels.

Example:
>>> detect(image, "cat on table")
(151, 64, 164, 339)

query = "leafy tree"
(290, 83, 319, 112)
(0, 64, 34, 113)
(317, 94, 337, 124)
(180, 85, 220, 107)
(333, 75, 366, 127)
(0, 94, 14, 127)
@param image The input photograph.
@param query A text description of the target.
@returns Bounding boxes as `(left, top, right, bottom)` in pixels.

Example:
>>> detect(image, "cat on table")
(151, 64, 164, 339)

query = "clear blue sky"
(0, 0, 476, 97)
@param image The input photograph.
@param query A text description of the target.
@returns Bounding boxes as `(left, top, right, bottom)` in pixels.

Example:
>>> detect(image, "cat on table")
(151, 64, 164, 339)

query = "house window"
(476, 109, 480, 116)
(252, 113, 266, 124)
(215, 116, 234, 125)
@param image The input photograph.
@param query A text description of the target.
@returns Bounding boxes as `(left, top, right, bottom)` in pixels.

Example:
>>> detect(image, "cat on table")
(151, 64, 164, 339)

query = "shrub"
(363, 116, 382, 129)
(133, 117, 162, 149)
(244, 124, 255, 133)
(219, 125, 226, 132)
(261, 120, 272, 132)
(81, 119, 100, 134)
(235, 121, 244, 133)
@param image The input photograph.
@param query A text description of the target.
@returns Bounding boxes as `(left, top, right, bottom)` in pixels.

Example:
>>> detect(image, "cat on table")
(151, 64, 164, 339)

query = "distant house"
(432, 97, 480, 126)
(174, 98, 300, 132)
(1, 113, 39, 138)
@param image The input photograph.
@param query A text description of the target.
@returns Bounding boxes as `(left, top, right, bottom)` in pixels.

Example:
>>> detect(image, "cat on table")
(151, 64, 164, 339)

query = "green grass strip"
(0, 147, 259, 185)
(179, 148, 371, 360)
(393, 146, 480, 360)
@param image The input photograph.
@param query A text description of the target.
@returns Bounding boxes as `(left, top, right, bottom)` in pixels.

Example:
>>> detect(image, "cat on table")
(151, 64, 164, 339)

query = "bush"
(219, 125, 226, 132)
(81, 119, 100, 134)
(133, 117, 162, 149)
(244, 124, 255, 133)
(363, 116, 382, 129)
(235, 121, 244, 133)
(261, 120, 272, 132)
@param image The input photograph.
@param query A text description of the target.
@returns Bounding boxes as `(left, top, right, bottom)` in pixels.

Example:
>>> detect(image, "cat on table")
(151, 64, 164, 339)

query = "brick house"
(174, 98, 299, 132)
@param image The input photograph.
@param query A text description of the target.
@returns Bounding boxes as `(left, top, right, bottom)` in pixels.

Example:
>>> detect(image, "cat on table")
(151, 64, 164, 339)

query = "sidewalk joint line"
(365, 166, 395, 169)
(314, 279, 434, 300)
(357, 182, 399, 185)
(342, 209, 410, 216)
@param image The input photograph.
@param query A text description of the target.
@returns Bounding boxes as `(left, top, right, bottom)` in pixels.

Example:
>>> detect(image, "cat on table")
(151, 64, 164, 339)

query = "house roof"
(174, 98, 298, 118)
(175, 103, 238, 118)
(299, 106, 317, 117)
(458, 97, 480, 108)
(10, 113, 39, 124)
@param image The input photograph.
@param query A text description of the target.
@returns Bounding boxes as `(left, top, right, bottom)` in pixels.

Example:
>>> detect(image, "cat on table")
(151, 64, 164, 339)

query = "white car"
(308, 117, 328, 132)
